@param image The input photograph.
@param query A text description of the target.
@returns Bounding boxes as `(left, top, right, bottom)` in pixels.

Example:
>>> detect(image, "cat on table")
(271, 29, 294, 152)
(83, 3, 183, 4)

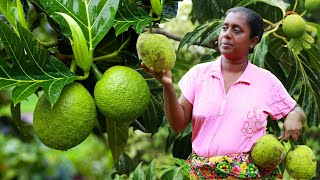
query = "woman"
(142, 6, 306, 179)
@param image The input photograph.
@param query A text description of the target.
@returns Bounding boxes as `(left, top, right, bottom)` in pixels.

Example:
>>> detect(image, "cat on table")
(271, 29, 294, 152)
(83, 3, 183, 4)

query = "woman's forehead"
(224, 12, 248, 25)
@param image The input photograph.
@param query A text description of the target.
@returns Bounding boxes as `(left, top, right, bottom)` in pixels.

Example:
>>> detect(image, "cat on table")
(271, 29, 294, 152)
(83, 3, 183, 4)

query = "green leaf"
(296, 54, 320, 127)
(0, 21, 76, 105)
(0, 0, 19, 32)
(264, 52, 287, 84)
(139, 91, 164, 133)
(160, 165, 189, 180)
(38, 0, 120, 48)
(115, 152, 135, 176)
(236, 0, 289, 16)
(16, 0, 28, 29)
(146, 160, 156, 180)
(56, 12, 91, 72)
(247, 2, 284, 24)
(302, 32, 315, 44)
(132, 162, 145, 180)
(10, 102, 25, 135)
(178, 19, 223, 50)
(305, 45, 320, 70)
(106, 119, 129, 162)
(249, 34, 269, 67)
(114, 0, 153, 36)
(190, 0, 241, 23)
(172, 132, 192, 160)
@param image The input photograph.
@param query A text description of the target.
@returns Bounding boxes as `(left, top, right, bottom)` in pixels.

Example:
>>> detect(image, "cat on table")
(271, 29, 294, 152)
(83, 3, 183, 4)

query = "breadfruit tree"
(0, 0, 319, 179)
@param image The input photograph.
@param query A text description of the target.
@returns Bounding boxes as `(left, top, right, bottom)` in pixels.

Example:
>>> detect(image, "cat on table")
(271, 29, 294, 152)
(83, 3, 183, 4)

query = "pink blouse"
(178, 56, 296, 157)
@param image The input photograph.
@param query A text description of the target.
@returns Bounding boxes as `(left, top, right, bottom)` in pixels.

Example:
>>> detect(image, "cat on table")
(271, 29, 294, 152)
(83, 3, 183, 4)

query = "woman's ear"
(250, 36, 260, 48)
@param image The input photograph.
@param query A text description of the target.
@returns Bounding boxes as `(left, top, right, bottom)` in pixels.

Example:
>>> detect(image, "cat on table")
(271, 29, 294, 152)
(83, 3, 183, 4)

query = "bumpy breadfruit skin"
(136, 32, 176, 73)
(282, 14, 306, 38)
(251, 134, 286, 168)
(285, 145, 317, 179)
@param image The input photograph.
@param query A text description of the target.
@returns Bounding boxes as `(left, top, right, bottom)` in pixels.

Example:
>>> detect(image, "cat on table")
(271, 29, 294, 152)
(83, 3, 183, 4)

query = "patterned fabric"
(187, 152, 283, 179)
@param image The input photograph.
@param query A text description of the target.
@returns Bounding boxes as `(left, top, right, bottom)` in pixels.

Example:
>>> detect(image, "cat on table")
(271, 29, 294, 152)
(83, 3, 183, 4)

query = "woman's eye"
(222, 26, 227, 31)
(234, 28, 241, 33)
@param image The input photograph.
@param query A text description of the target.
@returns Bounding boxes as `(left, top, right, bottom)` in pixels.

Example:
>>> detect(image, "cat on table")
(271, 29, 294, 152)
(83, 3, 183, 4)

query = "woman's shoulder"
(250, 62, 276, 77)
(249, 62, 282, 83)
(189, 60, 217, 73)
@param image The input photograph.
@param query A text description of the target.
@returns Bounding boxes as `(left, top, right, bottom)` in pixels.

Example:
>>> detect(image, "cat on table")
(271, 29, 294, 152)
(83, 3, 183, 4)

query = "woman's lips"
(221, 42, 233, 48)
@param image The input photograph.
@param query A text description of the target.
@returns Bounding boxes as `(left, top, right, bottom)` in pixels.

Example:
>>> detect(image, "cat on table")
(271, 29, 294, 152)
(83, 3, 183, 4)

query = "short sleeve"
(265, 72, 296, 120)
(178, 66, 198, 105)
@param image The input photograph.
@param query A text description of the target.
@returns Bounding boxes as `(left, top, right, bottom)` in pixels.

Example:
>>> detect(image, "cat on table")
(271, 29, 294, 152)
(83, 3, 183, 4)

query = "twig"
(150, 28, 216, 49)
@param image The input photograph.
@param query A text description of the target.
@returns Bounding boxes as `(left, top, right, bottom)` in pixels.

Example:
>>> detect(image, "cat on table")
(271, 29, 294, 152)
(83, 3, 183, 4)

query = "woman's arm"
(163, 84, 192, 133)
(282, 104, 306, 141)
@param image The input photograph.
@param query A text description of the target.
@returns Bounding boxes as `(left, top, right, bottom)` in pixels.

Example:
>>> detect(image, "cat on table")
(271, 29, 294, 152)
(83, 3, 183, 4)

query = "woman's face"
(218, 12, 258, 60)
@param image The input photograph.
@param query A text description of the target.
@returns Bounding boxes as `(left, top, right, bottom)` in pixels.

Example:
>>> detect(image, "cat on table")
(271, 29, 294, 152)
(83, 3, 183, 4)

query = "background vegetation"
(0, 0, 319, 179)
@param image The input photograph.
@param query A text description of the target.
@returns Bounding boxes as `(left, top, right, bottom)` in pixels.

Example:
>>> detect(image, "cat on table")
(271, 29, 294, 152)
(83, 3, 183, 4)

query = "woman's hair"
(225, 7, 264, 53)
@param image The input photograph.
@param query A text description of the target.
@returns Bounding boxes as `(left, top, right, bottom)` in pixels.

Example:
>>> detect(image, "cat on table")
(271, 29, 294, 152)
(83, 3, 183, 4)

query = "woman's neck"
(221, 56, 248, 73)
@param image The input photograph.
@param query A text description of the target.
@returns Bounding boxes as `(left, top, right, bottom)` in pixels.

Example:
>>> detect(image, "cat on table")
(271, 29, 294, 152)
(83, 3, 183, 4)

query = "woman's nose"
(222, 28, 232, 38)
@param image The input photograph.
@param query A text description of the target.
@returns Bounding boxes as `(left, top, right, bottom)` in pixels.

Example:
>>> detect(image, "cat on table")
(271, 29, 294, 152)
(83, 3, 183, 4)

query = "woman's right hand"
(141, 62, 173, 87)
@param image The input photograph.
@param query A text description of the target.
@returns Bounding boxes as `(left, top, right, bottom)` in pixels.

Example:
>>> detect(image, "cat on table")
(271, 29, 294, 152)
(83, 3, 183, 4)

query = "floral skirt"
(187, 152, 283, 179)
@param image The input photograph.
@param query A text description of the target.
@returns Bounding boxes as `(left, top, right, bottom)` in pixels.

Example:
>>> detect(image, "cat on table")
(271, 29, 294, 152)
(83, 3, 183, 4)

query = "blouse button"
(218, 112, 222, 116)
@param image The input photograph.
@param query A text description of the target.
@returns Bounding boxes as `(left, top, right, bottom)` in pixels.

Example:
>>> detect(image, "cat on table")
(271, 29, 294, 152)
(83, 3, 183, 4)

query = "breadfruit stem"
(92, 51, 120, 62)
(92, 37, 130, 62)
(263, 22, 289, 44)
(37, 40, 58, 48)
(263, 19, 274, 26)
(272, 32, 289, 44)
(118, 36, 131, 53)
(300, 10, 307, 17)
(76, 71, 89, 80)
(70, 58, 77, 73)
(289, 137, 296, 151)
(91, 63, 103, 81)
(292, 0, 298, 13)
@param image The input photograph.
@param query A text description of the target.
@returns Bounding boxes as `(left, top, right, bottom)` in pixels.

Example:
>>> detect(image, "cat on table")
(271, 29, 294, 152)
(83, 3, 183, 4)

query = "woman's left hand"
(281, 111, 303, 142)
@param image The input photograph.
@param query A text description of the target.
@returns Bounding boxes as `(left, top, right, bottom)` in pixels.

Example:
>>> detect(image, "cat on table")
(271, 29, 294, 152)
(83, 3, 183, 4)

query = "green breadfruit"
(33, 82, 97, 151)
(136, 32, 176, 73)
(282, 14, 306, 38)
(285, 145, 317, 179)
(94, 66, 150, 124)
(305, 0, 320, 14)
(251, 134, 286, 169)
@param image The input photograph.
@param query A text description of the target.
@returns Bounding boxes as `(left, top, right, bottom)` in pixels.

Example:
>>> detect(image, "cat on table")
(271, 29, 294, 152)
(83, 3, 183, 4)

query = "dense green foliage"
(0, 0, 320, 179)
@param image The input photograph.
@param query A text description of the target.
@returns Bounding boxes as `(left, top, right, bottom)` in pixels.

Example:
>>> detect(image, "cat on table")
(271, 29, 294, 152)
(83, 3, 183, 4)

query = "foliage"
(0, 0, 320, 179)
(0, 129, 113, 179)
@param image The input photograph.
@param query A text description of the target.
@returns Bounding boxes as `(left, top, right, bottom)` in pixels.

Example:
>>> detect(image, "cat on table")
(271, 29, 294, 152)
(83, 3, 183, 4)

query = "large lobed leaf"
(0, 0, 18, 31)
(236, 0, 289, 17)
(106, 119, 129, 162)
(0, 20, 76, 105)
(268, 39, 320, 127)
(114, 0, 153, 36)
(190, 0, 242, 23)
(37, 0, 120, 48)
(178, 19, 223, 50)
(249, 34, 269, 67)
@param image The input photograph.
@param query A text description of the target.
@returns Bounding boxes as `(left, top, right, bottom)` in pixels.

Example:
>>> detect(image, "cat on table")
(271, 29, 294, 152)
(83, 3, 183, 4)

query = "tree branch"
(150, 28, 217, 49)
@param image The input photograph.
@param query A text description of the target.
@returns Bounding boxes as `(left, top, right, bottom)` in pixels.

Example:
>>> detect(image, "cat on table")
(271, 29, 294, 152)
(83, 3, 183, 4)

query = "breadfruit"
(251, 134, 286, 169)
(305, 0, 320, 14)
(282, 14, 306, 38)
(285, 145, 317, 179)
(33, 82, 97, 150)
(136, 32, 176, 73)
(94, 66, 150, 123)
